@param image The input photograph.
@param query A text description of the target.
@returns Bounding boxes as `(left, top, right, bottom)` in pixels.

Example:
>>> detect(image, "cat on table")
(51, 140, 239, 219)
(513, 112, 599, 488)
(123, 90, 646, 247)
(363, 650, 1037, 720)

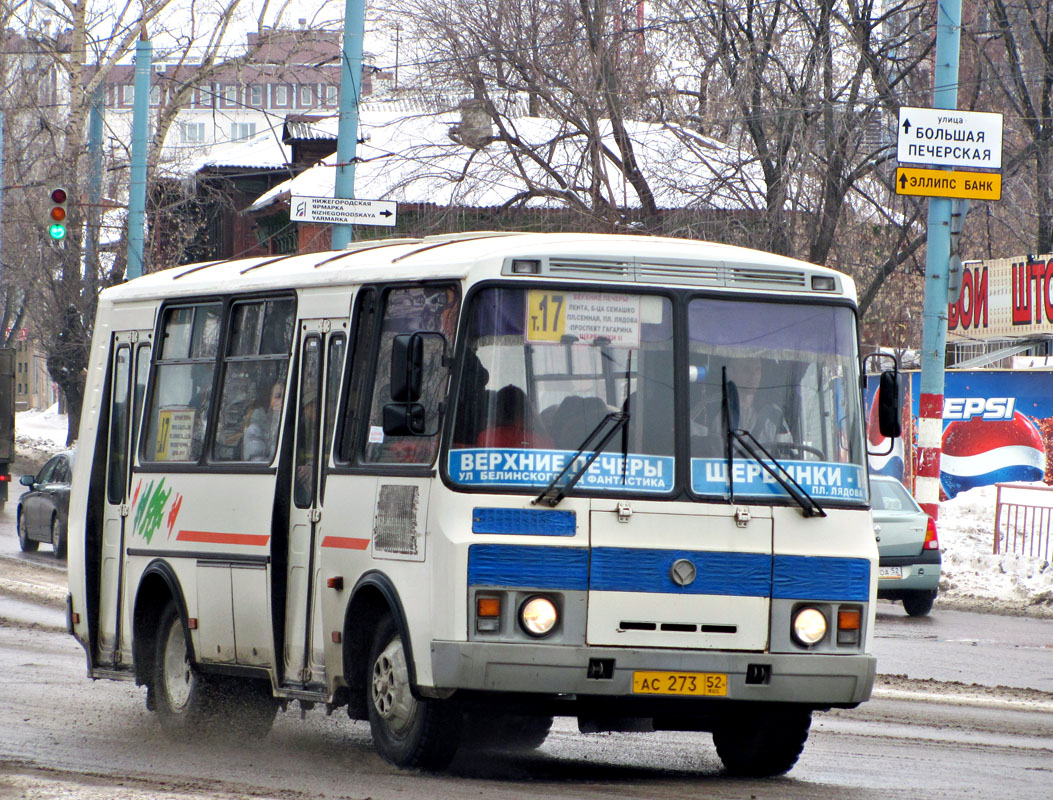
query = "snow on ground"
(13, 409, 1053, 616)
(15, 405, 72, 465)
(938, 484, 1053, 617)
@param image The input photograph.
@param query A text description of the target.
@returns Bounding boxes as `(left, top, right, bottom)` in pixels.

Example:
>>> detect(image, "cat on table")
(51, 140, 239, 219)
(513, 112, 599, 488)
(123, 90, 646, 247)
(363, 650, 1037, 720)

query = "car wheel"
(150, 601, 221, 737)
(366, 614, 461, 770)
(902, 590, 937, 617)
(51, 516, 66, 559)
(712, 707, 811, 777)
(17, 511, 39, 553)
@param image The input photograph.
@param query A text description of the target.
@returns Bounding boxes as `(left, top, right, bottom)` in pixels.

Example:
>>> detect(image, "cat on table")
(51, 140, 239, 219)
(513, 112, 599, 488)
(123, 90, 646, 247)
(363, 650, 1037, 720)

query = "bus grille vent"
(373, 484, 419, 555)
(548, 258, 634, 280)
(636, 261, 723, 285)
(726, 266, 807, 288)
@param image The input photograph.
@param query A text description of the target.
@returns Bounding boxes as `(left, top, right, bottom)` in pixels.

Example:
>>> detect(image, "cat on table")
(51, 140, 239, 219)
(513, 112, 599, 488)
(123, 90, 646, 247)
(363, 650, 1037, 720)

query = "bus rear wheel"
(366, 614, 461, 770)
(712, 707, 811, 777)
(151, 602, 221, 737)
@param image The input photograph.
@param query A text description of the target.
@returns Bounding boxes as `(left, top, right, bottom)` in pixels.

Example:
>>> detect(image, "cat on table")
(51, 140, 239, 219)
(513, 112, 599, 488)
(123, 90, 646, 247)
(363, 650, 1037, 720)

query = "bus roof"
(101, 231, 856, 304)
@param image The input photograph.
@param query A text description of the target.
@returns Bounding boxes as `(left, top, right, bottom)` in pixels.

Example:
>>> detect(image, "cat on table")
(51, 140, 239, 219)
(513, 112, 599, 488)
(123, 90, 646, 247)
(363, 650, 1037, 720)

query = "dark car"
(870, 474, 942, 616)
(17, 451, 74, 558)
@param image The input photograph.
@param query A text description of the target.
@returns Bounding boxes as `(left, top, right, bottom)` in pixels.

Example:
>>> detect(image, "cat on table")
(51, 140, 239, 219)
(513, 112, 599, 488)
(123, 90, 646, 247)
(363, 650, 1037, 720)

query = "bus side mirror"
(877, 370, 901, 438)
(390, 334, 423, 403)
(382, 402, 427, 436)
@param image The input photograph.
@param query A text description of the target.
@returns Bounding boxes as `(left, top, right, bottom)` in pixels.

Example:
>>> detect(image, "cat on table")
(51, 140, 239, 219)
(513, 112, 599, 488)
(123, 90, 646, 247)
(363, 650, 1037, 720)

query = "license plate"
(632, 671, 727, 696)
(879, 566, 903, 579)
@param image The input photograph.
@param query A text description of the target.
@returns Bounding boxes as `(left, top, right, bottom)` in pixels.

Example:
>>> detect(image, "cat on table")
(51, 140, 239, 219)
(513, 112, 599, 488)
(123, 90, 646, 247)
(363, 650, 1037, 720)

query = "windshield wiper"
(721, 367, 825, 518)
(534, 411, 631, 507)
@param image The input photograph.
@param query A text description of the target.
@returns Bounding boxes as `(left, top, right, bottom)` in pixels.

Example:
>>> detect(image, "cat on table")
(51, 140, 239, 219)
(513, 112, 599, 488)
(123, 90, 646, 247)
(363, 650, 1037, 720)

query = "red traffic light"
(50, 188, 67, 204)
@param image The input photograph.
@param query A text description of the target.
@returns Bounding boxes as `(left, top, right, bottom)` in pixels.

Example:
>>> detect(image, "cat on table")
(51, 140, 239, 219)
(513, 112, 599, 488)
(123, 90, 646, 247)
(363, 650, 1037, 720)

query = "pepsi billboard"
(866, 370, 1052, 498)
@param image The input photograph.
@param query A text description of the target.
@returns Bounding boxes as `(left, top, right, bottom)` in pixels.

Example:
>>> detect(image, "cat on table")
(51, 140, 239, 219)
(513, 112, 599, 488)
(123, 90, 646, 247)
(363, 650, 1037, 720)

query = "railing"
(994, 483, 1053, 560)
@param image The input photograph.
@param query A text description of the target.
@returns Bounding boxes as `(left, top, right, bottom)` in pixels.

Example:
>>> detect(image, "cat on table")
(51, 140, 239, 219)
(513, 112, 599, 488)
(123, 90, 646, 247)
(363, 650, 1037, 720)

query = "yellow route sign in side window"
(526, 291, 567, 343)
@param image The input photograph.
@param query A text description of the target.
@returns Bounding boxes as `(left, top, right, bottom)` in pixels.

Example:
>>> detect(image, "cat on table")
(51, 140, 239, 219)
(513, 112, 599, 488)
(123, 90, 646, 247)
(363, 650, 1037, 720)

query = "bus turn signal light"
(476, 596, 501, 633)
(837, 608, 861, 645)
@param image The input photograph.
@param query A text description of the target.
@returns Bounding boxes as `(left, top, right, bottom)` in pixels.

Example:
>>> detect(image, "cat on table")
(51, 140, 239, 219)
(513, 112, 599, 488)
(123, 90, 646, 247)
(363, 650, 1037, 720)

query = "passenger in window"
(244, 381, 284, 461)
(476, 385, 554, 449)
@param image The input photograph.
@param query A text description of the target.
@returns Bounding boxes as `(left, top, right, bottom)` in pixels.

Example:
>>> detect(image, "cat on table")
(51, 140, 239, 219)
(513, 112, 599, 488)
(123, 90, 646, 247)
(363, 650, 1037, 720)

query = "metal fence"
(994, 483, 1053, 560)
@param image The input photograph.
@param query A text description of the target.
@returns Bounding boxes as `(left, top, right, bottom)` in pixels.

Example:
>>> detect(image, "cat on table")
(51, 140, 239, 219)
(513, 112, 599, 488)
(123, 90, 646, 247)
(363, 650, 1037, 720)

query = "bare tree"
(384, 0, 664, 230)
(0, 0, 314, 443)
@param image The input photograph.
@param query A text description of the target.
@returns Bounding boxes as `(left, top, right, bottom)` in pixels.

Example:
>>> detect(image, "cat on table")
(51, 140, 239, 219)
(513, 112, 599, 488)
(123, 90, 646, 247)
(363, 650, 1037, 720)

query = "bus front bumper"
(430, 641, 876, 707)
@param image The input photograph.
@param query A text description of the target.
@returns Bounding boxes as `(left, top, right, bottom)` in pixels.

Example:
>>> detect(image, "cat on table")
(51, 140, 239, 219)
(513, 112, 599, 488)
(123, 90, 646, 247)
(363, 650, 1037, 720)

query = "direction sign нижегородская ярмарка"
(291, 196, 397, 227)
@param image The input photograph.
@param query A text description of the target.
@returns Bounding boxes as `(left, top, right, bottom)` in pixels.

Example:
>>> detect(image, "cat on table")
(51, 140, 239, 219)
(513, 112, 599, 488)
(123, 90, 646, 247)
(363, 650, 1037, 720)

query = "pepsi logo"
(941, 411, 1045, 498)
(867, 395, 904, 481)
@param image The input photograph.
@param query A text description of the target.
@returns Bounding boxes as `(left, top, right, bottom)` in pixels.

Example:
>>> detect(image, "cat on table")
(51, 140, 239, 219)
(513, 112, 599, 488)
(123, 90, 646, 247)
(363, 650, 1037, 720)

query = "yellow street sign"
(895, 167, 1001, 200)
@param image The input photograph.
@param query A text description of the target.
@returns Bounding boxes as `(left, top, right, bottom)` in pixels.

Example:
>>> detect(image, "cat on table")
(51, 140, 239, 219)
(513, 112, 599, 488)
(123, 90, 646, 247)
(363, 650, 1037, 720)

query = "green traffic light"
(48, 223, 66, 240)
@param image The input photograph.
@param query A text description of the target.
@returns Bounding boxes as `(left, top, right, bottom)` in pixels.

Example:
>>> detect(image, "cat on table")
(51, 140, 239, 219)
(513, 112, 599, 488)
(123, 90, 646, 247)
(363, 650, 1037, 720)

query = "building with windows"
(96, 28, 374, 153)
(11, 334, 57, 412)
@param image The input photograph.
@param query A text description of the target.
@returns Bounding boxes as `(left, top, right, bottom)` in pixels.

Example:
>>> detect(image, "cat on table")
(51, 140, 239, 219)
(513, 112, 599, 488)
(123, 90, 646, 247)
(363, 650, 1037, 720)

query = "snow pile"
(15, 405, 71, 466)
(12, 408, 1053, 615)
(938, 484, 1053, 615)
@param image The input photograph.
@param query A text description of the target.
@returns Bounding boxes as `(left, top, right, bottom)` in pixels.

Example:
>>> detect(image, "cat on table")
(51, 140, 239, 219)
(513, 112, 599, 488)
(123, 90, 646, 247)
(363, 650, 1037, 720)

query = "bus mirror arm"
(533, 411, 630, 508)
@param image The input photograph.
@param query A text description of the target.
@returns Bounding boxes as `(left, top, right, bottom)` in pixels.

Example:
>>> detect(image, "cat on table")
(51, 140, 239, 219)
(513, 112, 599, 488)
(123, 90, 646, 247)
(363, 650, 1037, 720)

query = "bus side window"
(212, 298, 295, 463)
(142, 303, 222, 463)
(362, 285, 459, 465)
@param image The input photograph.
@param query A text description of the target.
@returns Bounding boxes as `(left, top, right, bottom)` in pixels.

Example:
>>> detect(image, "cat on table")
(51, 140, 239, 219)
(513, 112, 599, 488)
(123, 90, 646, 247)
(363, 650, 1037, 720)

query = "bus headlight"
(519, 596, 558, 637)
(792, 607, 827, 646)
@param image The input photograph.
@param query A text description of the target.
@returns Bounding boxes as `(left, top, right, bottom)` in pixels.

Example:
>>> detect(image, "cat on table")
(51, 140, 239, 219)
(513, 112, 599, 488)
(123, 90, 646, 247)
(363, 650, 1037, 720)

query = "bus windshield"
(450, 286, 675, 494)
(448, 286, 866, 504)
(687, 297, 867, 503)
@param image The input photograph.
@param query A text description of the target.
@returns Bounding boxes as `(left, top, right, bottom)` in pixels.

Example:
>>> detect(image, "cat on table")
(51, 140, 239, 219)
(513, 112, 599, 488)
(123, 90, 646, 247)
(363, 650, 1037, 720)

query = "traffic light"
(48, 187, 68, 240)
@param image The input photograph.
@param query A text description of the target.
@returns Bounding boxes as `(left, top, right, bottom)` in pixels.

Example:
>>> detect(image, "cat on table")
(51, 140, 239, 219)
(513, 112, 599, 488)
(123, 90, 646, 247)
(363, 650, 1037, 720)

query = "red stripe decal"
(321, 536, 370, 550)
(919, 393, 943, 418)
(176, 530, 270, 546)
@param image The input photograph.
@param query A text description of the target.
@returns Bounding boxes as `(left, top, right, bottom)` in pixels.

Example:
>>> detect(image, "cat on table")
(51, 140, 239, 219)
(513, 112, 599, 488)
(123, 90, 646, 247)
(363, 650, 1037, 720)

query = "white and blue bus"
(67, 232, 897, 776)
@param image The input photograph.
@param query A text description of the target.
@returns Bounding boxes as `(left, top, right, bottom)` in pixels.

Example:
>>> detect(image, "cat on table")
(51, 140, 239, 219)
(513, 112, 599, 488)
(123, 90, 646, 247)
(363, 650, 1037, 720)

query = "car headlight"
(519, 596, 558, 637)
(792, 607, 827, 646)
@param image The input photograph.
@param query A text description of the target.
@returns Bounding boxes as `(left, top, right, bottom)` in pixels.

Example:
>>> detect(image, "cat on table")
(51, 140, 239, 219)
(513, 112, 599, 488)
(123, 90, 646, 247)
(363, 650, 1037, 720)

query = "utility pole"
(332, 0, 366, 249)
(915, 0, 963, 521)
(126, 28, 152, 280)
(85, 86, 104, 295)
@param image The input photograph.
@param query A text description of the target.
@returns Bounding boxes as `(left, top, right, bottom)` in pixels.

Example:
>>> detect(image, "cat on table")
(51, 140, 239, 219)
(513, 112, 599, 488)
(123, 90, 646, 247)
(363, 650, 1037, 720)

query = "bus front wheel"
(366, 614, 461, 770)
(151, 602, 220, 737)
(712, 707, 811, 777)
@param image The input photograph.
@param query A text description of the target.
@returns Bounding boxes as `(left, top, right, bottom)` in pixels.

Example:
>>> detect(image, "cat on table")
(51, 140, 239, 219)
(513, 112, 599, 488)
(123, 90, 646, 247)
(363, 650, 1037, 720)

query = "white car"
(870, 475, 942, 616)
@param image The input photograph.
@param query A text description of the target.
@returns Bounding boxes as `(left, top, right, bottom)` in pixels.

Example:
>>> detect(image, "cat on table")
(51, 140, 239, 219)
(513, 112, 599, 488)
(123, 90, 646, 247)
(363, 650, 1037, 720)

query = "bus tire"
(151, 601, 221, 737)
(366, 614, 460, 770)
(222, 678, 279, 738)
(712, 707, 811, 777)
(463, 711, 553, 751)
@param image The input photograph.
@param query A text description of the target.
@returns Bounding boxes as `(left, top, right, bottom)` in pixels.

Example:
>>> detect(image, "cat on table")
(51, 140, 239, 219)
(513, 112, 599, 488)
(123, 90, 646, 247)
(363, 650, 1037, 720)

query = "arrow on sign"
(379, 209, 393, 218)
(902, 118, 911, 134)
(899, 173, 909, 190)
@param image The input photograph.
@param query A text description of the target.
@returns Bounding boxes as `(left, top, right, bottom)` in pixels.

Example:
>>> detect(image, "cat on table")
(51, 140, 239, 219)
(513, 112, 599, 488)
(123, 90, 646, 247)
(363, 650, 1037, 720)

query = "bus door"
(282, 319, 345, 688)
(97, 331, 152, 667)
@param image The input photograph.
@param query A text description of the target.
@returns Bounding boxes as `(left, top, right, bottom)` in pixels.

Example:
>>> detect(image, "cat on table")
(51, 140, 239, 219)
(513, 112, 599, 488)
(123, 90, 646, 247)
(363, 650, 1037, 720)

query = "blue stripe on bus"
(468, 544, 589, 589)
(472, 508, 576, 536)
(589, 547, 772, 596)
(772, 555, 871, 602)
(467, 544, 870, 602)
